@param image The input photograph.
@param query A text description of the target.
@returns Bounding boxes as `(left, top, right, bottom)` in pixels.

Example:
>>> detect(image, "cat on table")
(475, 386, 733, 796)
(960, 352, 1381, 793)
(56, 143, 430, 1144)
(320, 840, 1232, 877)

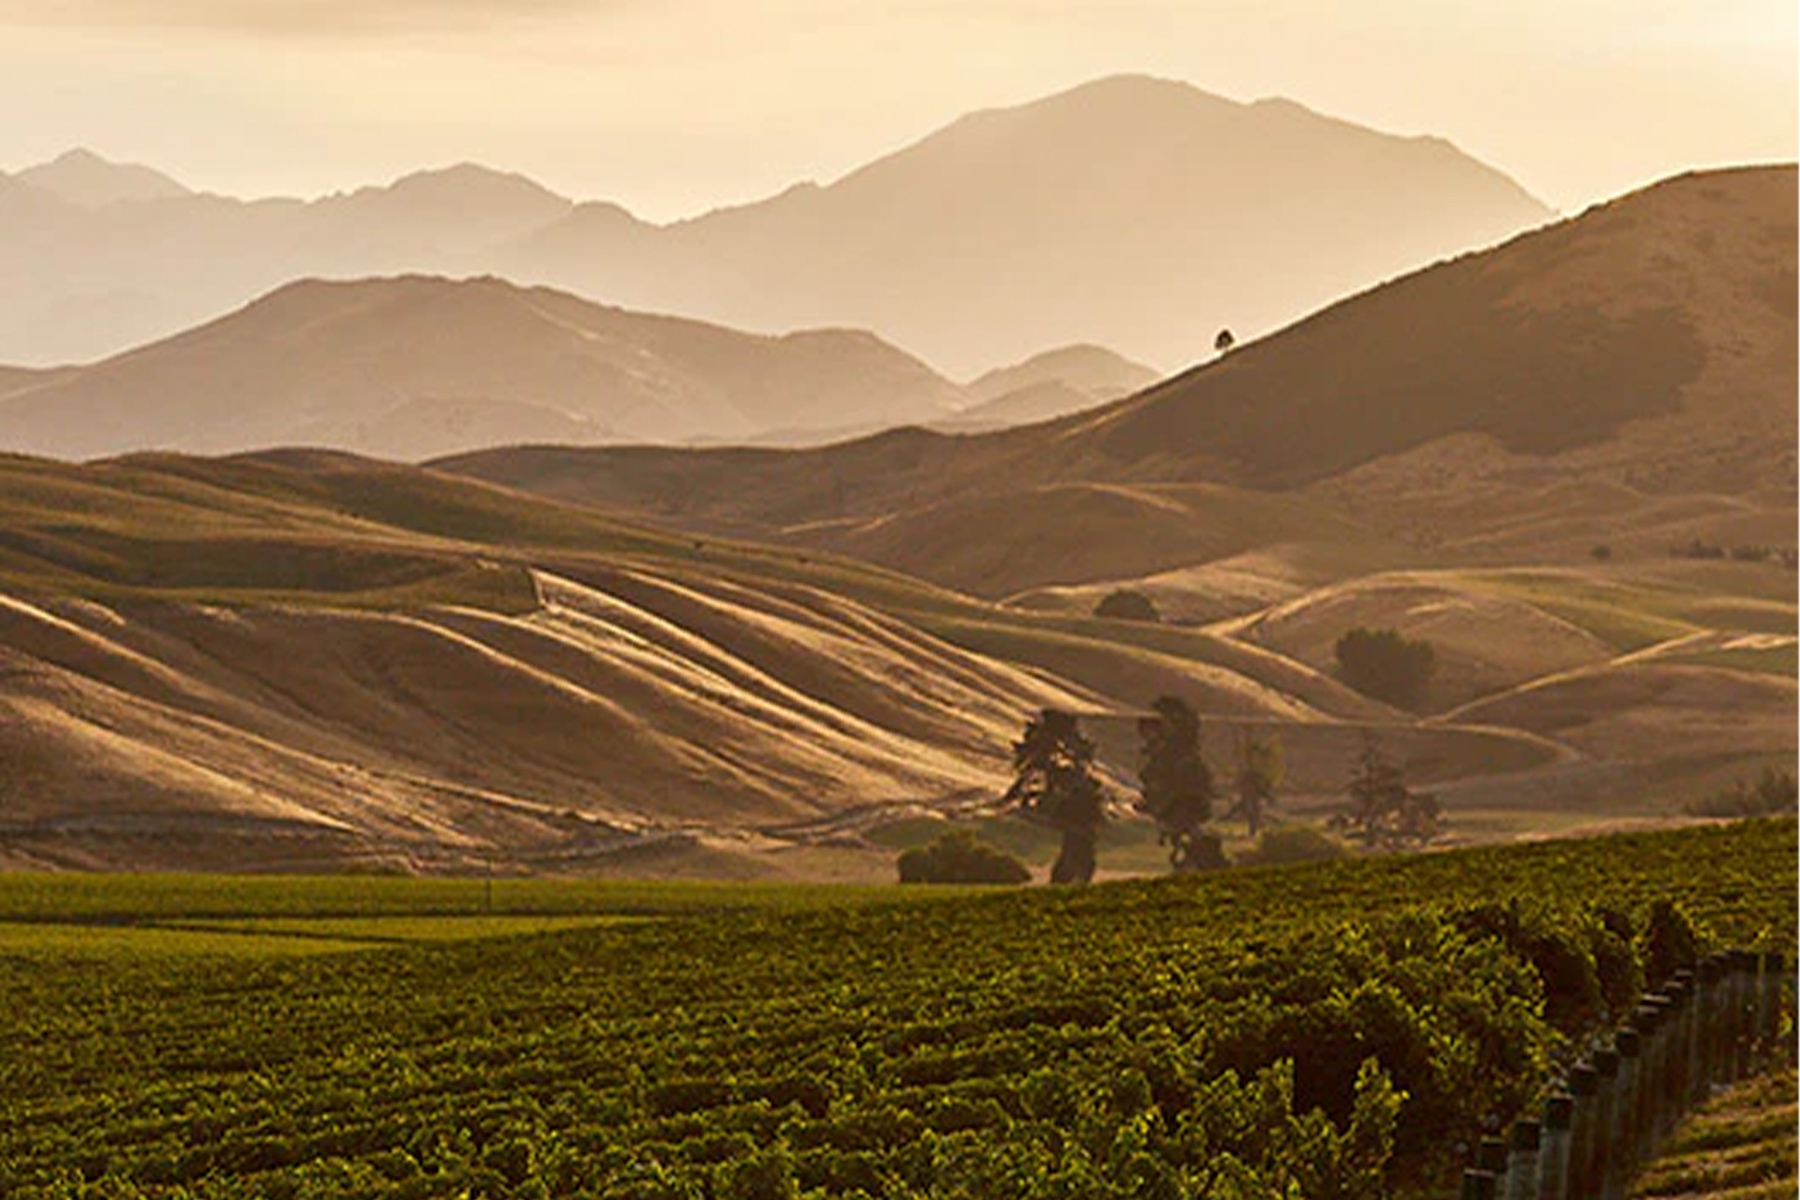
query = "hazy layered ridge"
(0, 276, 965, 459)
(0, 76, 1549, 372)
(442, 166, 1796, 597)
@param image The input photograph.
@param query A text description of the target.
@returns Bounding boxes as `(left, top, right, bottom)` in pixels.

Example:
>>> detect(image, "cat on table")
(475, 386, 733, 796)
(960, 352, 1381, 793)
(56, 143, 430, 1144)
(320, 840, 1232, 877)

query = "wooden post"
(1567, 1062, 1599, 1198)
(1761, 951, 1789, 1063)
(1506, 1118, 1541, 1200)
(1641, 995, 1676, 1144)
(1592, 1047, 1621, 1200)
(1696, 956, 1722, 1092)
(1478, 1135, 1510, 1180)
(1538, 1093, 1574, 1200)
(1612, 1027, 1642, 1176)
(1462, 1169, 1499, 1200)
(1667, 973, 1695, 1106)
(1731, 949, 1757, 1076)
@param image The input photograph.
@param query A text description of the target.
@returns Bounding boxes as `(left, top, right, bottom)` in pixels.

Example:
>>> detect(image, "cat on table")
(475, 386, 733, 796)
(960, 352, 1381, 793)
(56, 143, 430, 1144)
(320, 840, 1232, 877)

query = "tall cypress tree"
(1004, 708, 1107, 884)
(1136, 696, 1223, 872)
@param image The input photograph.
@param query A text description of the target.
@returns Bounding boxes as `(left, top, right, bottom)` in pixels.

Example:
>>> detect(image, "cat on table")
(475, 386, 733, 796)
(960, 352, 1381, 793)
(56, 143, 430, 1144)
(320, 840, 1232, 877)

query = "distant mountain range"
(0, 75, 1552, 372)
(0, 275, 1169, 459)
(0, 276, 971, 459)
(440, 166, 1798, 596)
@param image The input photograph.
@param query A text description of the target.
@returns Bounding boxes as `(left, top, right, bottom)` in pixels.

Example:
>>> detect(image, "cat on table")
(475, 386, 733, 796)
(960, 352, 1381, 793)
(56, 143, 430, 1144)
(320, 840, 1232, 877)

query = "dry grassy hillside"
(443, 166, 1796, 599)
(0, 451, 1591, 874)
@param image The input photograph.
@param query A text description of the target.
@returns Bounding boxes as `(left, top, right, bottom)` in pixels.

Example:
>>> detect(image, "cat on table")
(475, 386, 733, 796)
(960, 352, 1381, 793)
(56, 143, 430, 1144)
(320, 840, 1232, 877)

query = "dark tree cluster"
(979, 706, 1451, 885)
(1092, 588, 1161, 623)
(1684, 767, 1797, 817)
(1333, 627, 1437, 711)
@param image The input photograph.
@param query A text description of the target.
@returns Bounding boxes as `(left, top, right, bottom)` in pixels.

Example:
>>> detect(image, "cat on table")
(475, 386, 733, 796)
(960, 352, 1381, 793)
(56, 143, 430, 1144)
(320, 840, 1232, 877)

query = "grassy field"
(1631, 1070, 1797, 1199)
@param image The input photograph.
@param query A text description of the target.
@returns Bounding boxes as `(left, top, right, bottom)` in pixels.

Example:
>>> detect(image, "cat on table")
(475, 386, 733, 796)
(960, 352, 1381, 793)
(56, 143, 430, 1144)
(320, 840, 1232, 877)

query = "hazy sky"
(0, 0, 1793, 220)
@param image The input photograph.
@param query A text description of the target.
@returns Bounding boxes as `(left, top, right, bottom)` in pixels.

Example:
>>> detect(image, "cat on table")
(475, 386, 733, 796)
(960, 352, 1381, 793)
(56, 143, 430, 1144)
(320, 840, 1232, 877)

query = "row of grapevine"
(0, 819, 1792, 1198)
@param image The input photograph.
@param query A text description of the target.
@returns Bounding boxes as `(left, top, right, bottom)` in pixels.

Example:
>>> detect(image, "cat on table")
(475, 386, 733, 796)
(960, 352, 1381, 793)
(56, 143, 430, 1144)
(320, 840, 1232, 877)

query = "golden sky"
(0, 0, 1793, 218)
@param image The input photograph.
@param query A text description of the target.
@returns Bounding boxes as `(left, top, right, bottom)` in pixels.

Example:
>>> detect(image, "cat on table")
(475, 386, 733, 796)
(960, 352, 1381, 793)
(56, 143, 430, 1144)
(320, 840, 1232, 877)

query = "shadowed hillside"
(0, 451, 1582, 873)
(442, 166, 1797, 596)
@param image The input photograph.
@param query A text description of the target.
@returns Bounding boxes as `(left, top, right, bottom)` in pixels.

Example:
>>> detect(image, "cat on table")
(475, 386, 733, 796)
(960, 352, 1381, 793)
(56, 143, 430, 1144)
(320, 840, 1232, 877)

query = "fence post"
(1758, 950, 1786, 1065)
(1505, 1118, 1541, 1200)
(1462, 1168, 1499, 1200)
(1728, 949, 1756, 1072)
(1696, 956, 1722, 1091)
(1722, 953, 1745, 1081)
(1567, 1062, 1599, 1197)
(1538, 1093, 1573, 1200)
(1612, 1027, 1642, 1176)
(1592, 1047, 1621, 1199)
(1667, 973, 1695, 1106)
(1641, 994, 1676, 1144)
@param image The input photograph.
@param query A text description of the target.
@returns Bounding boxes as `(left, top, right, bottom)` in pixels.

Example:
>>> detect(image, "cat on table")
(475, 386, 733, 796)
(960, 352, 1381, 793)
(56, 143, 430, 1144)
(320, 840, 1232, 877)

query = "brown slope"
(0, 275, 963, 460)
(1078, 164, 1795, 491)
(442, 165, 1796, 596)
(0, 450, 1569, 872)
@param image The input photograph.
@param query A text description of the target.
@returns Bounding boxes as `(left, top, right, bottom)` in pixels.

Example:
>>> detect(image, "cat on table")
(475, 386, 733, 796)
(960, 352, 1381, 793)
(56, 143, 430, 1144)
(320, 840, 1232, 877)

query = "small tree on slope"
(1333, 733, 1439, 849)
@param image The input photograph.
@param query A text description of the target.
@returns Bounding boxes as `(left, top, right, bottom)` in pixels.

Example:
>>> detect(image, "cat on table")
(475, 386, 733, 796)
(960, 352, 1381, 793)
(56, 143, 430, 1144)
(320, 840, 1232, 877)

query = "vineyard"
(0, 819, 1793, 1199)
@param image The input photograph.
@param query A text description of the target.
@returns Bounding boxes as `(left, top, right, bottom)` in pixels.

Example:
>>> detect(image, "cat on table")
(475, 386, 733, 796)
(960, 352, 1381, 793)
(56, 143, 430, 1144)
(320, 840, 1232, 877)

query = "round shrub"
(897, 829, 1031, 885)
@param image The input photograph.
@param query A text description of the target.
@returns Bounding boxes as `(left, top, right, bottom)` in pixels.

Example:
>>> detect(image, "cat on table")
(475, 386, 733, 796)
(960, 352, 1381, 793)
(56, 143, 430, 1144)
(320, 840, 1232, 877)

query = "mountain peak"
(17, 147, 190, 207)
(380, 162, 571, 205)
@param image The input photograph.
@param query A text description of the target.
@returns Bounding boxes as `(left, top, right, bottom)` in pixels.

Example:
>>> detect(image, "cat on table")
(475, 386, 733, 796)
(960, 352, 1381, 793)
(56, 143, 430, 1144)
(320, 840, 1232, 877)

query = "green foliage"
(1333, 735, 1440, 849)
(897, 830, 1032, 885)
(1094, 588, 1161, 623)
(1685, 767, 1798, 817)
(0, 821, 1792, 1199)
(1333, 627, 1437, 711)
(1135, 696, 1221, 874)
(1639, 898, 1705, 987)
(1006, 709, 1108, 885)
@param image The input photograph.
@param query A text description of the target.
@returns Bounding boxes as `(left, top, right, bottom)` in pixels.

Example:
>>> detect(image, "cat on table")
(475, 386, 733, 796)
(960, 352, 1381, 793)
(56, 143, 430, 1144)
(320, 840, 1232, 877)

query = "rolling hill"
(442, 165, 1797, 597)
(0, 276, 966, 459)
(0, 77, 1551, 371)
(0, 450, 1593, 874)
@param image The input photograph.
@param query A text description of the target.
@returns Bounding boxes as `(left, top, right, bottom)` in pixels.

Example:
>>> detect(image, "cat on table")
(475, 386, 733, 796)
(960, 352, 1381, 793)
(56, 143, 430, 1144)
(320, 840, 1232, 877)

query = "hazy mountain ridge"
(0, 76, 1551, 372)
(16, 148, 191, 207)
(0, 275, 970, 460)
